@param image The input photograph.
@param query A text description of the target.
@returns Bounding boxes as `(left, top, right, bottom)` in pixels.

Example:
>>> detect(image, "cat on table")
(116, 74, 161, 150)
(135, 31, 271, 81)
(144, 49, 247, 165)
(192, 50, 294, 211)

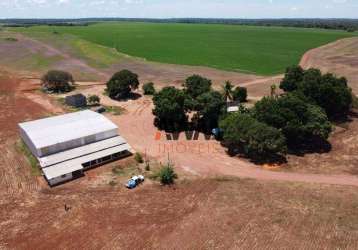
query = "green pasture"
(12, 22, 357, 75)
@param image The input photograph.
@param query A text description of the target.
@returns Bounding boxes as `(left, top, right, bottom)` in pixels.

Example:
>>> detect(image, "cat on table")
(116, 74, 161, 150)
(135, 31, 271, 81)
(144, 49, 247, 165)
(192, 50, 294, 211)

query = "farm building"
(19, 110, 131, 186)
(227, 101, 240, 113)
(65, 94, 87, 108)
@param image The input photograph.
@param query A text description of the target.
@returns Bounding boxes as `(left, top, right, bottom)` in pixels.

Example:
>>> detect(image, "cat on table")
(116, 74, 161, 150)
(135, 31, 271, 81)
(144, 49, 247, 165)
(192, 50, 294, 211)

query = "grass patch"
(15, 140, 41, 176)
(70, 39, 122, 68)
(108, 180, 117, 186)
(11, 22, 357, 75)
(104, 105, 126, 115)
(15, 54, 63, 71)
(111, 163, 139, 177)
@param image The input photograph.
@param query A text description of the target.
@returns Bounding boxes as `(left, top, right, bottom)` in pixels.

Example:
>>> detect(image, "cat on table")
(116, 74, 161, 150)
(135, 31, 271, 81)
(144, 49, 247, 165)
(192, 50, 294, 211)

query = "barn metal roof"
(19, 110, 118, 149)
(42, 164, 84, 180)
(42, 143, 131, 179)
(39, 136, 128, 168)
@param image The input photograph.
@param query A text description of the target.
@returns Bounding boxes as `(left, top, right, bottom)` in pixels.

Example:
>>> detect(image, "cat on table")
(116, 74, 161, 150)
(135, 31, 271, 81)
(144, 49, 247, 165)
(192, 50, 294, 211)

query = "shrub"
(41, 70, 75, 93)
(134, 152, 144, 164)
(145, 163, 150, 171)
(87, 94, 100, 105)
(158, 164, 178, 185)
(106, 70, 139, 99)
(5, 37, 18, 42)
(142, 82, 156, 95)
(232, 86, 248, 102)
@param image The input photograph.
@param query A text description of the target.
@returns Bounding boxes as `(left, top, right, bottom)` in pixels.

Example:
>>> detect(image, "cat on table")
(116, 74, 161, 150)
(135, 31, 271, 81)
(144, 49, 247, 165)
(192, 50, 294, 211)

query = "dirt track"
(110, 96, 358, 187)
(300, 37, 358, 94)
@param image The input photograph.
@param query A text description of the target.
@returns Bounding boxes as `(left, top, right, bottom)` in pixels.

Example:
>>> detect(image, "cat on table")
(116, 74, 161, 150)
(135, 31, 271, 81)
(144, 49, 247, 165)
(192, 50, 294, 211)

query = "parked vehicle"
(126, 175, 145, 189)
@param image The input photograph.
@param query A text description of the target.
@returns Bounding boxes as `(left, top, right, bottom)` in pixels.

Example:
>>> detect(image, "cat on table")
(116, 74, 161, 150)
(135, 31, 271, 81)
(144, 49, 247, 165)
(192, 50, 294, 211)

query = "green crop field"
(13, 22, 357, 75)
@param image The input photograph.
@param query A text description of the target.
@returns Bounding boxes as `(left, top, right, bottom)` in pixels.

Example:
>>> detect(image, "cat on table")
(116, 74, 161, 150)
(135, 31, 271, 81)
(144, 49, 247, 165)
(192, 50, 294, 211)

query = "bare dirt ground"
(110, 96, 358, 185)
(0, 72, 48, 198)
(3, 72, 358, 249)
(2, 177, 358, 249)
(300, 37, 358, 95)
(284, 113, 358, 175)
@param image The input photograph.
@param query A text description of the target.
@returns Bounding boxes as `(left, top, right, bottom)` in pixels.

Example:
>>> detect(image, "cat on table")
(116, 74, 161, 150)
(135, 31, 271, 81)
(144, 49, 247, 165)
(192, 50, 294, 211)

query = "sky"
(0, 0, 357, 19)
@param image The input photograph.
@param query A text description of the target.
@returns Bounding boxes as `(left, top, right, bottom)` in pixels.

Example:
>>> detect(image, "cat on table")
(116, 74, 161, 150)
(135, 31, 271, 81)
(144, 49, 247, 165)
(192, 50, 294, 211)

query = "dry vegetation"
(2, 177, 358, 249)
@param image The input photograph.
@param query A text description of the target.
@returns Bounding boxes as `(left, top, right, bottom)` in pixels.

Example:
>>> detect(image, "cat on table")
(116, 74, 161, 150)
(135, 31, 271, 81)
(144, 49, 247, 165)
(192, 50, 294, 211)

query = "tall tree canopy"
(280, 66, 352, 119)
(219, 113, 287, 160)
(195, 90, 225, 132)
(253, 94, 332, 145)
(232, 86, 248, 103)
(183, 75, 212, 99)
(279, 65, 304, 92)
(106, 70, 139, 99)
(152, 87, 188, 132)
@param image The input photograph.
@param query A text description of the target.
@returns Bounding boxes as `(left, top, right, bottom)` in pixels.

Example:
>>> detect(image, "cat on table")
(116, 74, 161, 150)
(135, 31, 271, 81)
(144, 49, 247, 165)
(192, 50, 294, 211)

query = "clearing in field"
(12, 22, 357, 75)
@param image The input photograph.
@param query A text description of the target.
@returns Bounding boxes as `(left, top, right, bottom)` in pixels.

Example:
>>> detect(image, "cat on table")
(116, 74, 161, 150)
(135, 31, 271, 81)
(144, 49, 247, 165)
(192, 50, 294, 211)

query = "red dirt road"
(111, 96, 358, 187)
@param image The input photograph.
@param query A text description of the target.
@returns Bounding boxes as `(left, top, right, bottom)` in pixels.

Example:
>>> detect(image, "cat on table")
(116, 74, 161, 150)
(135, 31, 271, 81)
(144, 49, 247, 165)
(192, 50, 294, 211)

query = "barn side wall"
(48, 173, 73, 186)
(19, 126, 41, 158)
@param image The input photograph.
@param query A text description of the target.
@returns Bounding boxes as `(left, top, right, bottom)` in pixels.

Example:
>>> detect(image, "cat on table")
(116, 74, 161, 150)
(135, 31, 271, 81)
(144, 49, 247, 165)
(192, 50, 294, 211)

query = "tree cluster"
(253, 94, 332, 146)
(152, 75, 227, 132)
(5, 18, 357, 32)
(219, 92, 333, 161)
(280, 66, 353, 119)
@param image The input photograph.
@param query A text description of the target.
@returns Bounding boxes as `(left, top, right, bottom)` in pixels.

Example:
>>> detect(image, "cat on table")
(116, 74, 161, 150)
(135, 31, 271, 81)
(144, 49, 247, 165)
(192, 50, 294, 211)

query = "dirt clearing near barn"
(2, 178, 358, 249)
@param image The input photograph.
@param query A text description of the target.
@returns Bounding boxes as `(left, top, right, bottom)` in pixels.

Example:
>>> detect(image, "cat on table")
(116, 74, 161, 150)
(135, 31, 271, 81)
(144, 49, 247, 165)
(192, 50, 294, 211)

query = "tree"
(87, 95, 100, 106)
(106, 70, 139, 99)
(222, 81, 234, 101)
(142, 82, 156, 95)
(219, 113, 287, 160)
(41, 70, 74, 93)
(253, 94, 332, 145)
(298, 72, 352, 119)
(279, 65, 304, 92)
(195, 91, 225, 132)
(152, 87, 188, 131)
(183, 75, 212, 99)
(232, 86, 248, 102)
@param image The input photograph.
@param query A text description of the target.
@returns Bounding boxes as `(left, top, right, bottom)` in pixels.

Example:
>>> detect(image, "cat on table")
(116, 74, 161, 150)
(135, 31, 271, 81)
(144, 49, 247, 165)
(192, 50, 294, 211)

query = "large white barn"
(19, 110, 131, 186)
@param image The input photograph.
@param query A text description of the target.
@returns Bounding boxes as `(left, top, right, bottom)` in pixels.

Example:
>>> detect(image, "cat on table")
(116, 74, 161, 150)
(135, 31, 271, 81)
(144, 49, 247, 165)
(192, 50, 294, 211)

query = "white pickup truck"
(126, 175, 145, 189)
